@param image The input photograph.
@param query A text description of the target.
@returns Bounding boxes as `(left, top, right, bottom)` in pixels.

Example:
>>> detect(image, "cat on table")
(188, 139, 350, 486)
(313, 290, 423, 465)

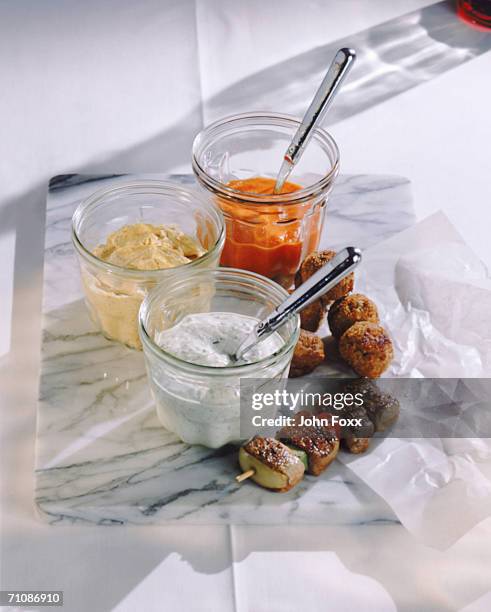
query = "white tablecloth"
(1, 1, 491, 610)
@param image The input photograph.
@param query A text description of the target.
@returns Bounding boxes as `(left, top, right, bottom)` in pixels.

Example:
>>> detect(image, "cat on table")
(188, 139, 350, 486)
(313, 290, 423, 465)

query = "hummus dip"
(82, 223, 206, 349)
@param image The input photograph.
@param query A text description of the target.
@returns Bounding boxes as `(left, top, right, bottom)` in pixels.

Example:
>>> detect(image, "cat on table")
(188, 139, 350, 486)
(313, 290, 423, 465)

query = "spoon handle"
(285, 48, 356, 165)
(235, 247, 362, 360)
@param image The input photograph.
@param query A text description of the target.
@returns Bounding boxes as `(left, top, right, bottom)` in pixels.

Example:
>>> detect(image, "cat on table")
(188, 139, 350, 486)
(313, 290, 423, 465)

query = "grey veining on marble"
(35, 173, 414, 525)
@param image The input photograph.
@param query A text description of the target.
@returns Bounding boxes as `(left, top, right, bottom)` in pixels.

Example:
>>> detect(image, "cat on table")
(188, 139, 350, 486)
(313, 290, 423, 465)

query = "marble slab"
(35, 173, 414, 525)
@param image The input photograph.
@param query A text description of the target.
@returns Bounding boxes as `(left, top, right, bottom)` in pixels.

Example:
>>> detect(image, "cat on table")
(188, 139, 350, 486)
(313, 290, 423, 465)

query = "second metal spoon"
(234, 247, 362, 361)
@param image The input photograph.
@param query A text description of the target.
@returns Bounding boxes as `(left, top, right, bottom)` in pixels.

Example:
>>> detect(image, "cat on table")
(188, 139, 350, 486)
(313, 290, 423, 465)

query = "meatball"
(299, 300, 325, 332)
(295, 250, 354, 306)
(288, 286, 324, 331)
(328, 293, 379, 338)
(343, 437, 371, 454)
(339, 322, 393, 378)
(289, 330, 325, 377)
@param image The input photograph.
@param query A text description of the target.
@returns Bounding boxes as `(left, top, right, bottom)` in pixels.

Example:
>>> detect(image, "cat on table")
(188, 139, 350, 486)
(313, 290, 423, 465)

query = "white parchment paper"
(338, 212, 491, 549)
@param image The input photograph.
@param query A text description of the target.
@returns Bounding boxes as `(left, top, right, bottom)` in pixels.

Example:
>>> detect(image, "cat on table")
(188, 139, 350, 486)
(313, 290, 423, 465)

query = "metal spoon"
(234, 247, 362, 361)
(273, 47, 356, 194)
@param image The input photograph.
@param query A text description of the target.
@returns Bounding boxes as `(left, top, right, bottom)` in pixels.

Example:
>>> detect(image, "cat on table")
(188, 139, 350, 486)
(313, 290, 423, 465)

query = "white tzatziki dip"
(155, 312, 283, 367)
(148, 312, 287, 448)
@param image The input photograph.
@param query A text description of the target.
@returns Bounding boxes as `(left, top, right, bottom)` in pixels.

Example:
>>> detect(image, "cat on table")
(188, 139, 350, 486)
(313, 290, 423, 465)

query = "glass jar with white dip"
(139, 268, 300, 448)
(72, 180, 225, 350)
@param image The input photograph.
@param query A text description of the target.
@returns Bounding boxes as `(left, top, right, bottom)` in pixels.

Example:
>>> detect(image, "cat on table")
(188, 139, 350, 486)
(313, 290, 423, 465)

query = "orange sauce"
(227, 177, 301, 196)
(218, 177, 321, 283)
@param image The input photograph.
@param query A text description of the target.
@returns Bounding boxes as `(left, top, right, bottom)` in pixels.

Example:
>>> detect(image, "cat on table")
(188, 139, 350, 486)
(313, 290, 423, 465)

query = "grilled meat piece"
(343, 378, 400, 432)
(334, 401, 374, 454)
(239, 437, 305, 492)
(340, 403, 374, 437)
(279, 412, 339, 476)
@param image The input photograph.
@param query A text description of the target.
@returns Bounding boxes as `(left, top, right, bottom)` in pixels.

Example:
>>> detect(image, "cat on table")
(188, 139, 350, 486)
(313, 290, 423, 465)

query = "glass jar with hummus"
(139, 268, 300, 448)
(72, 180, 225, 349)
(192, 112, 340, 288)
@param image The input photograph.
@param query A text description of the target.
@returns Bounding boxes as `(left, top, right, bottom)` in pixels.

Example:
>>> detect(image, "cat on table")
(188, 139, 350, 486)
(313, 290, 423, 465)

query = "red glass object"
(457, 0, 491, 28)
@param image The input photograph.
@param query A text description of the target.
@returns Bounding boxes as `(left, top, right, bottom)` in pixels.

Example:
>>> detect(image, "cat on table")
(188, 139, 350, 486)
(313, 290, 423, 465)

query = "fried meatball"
(300, 300, 325, 332)
(328, 293, 379, 338)
(295, 250, 354, 306)
(339, 322, 393, 378)
(289, 330, 325, 377)
(295, 250, 336, 285)
(274, 273, 296, 290)
(343, 436, 370, 454)
(289, 285, 324, 331)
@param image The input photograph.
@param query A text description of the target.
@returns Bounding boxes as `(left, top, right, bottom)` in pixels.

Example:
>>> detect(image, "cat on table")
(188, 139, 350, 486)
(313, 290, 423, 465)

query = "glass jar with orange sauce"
(192, 112, 340, 287)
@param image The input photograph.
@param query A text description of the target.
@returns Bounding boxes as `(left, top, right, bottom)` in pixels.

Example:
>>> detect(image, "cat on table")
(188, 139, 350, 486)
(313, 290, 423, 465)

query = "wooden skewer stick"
(236, 469, 255, 483)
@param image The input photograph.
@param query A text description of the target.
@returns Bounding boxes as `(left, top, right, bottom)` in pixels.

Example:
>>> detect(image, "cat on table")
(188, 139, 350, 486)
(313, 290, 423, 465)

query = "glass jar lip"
(192, 111, 340, 205)
(71, 179, 225, 279)
(139, 267, 300, 375)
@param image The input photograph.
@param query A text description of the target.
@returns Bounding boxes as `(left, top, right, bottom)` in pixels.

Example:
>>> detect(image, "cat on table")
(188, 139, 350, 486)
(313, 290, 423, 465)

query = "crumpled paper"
(337, 211, 491, 549)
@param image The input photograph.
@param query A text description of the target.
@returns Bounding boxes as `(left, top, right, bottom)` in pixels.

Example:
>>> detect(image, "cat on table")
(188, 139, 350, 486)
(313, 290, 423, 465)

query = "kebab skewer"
(236, 437, 305, 492)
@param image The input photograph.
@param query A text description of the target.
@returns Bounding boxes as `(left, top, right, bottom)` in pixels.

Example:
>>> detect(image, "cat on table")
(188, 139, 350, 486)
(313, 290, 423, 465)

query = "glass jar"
(139, 268, 300, 448)
(192, 112, 340, 288)
(72, 180, 225, 350)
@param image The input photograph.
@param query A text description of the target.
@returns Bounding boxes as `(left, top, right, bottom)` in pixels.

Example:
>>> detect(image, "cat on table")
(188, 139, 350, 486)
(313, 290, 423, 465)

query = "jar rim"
(139, 267, 300, 375)
(71, 179, 225, 279)
(192, 111, 340, 205)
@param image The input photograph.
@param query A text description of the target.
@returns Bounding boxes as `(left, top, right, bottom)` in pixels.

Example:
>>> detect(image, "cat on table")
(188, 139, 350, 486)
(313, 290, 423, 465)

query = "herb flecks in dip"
(149, 312, 286, 447)
(156, 312, 284, 367)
